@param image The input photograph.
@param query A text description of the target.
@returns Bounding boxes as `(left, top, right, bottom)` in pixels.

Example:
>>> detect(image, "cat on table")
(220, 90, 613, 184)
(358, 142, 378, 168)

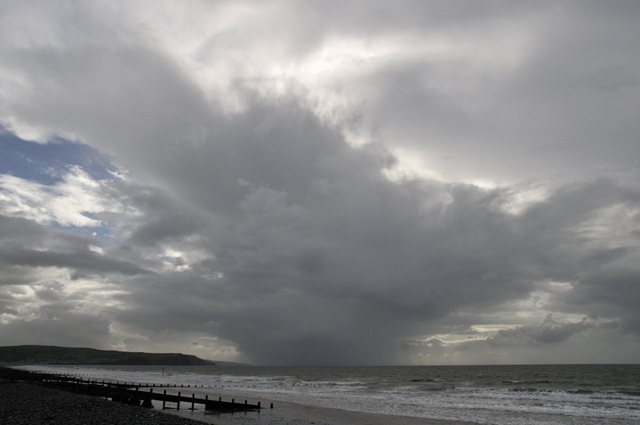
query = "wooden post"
(141, 388, 154, 408)
(191, 393, 195, 411)
(162, 390, 167, 410)
(177, 392, 181, 411)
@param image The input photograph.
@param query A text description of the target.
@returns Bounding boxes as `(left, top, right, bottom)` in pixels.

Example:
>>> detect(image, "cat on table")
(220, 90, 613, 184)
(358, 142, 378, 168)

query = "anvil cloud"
(1, 0, 639, 365)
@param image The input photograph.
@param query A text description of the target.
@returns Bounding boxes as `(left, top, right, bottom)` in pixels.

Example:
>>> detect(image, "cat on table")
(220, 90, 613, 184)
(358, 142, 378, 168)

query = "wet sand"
(168, 388, 477, 425)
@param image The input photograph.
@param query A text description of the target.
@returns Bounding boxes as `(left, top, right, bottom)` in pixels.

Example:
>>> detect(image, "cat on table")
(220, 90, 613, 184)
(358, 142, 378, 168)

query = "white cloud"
(0, 166, 123, 227)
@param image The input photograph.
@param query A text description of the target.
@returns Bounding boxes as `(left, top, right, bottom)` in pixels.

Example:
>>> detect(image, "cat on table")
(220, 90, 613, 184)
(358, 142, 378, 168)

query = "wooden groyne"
(0, 366, 271, 411)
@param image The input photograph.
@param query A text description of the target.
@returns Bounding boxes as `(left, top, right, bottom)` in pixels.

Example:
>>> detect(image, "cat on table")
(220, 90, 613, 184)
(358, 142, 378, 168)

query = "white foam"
(18, 365, 640, 425)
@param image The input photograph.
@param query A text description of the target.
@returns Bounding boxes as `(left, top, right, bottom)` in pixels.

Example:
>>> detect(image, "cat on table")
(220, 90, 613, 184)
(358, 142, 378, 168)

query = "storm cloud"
(0, 1, 639, 365)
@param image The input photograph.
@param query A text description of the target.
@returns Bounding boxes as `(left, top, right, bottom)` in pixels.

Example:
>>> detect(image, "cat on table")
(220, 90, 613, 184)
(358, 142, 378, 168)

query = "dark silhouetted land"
(0, 345, 216, 366)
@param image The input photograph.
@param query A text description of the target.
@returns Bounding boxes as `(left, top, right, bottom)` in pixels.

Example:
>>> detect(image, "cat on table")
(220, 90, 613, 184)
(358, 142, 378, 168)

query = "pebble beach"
(0, 380, 208, 425)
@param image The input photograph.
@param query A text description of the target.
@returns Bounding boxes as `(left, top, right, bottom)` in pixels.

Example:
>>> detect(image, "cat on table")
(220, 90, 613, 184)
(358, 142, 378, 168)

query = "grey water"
(21, 364, 640, 425)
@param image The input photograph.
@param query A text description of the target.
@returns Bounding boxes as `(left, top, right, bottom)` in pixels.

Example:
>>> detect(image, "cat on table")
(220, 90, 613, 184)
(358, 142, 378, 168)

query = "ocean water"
(20, 364, 640, 425)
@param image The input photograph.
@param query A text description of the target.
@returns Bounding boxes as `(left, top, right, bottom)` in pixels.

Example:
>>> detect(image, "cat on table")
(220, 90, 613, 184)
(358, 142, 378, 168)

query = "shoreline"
(0, 379, 476, 425)
(158, 387, 478, 425)
(3, 365, 477, 425)
(0, 380, 208, 425)
(7, 364, 640, 425)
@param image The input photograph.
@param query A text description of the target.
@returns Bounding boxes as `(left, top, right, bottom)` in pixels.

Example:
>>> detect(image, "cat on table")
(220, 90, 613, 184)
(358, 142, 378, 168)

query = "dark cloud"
(565, 268, 640, 335)
(0, 212, 150, 280)
(0, 247, 151, 278)
(0, 214, 48, 246)
(3, 105, 640, 363)
(489, 314, 595, 346)
(0, 1, 639, 365)
(81, 158, 640, 364)
(0, 310, 112, 348)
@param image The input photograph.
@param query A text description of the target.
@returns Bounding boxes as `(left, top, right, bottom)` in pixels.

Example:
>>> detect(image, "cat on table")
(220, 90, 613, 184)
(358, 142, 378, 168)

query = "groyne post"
(142, 389, 154, 408)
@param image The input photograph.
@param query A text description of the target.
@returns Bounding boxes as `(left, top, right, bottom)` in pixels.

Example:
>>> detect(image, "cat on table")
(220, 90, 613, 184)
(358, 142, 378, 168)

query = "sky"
(1, 0, 640, 366)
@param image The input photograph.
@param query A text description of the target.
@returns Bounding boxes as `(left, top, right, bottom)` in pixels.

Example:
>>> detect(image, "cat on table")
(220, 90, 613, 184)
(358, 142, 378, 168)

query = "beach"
(0, 379, 208, 425)
(8, 364, 640, 425)
(0, 377, 471, 425)
(169, 393, 474, 425)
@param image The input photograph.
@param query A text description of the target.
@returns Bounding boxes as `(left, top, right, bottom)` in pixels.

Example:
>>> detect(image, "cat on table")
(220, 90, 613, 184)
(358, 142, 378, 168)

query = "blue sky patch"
(0, 126, 118, 185)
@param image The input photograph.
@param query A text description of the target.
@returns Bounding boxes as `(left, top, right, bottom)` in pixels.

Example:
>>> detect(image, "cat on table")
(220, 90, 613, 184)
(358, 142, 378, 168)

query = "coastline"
(0, 380, 207, 425)
(167, 387, 477, 425)
(0, 379, 475, 425)
(6, 364, 639, 425)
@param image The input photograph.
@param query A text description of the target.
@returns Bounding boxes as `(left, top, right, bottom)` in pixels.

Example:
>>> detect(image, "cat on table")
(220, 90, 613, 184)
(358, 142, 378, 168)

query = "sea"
(18, 364, 640, 425)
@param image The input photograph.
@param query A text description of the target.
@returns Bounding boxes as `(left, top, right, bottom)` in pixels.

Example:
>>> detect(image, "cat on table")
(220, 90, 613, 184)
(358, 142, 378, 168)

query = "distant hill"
(0, 345, 216, 366)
